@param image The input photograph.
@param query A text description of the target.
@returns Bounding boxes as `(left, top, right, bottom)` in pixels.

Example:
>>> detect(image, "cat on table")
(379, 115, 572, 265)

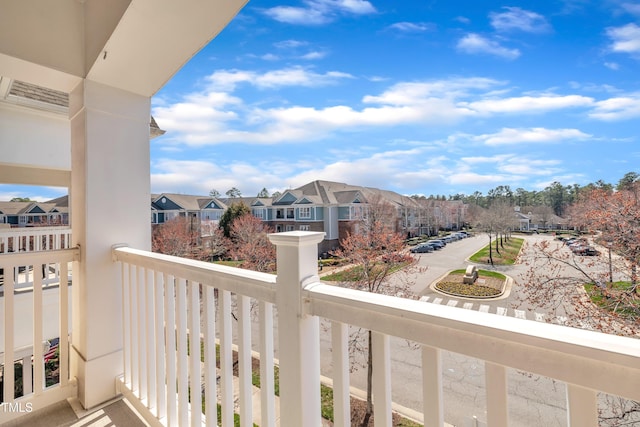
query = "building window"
(350, 205, 366, 219)
(286, 208, 294, 219)
(299, 207, 311, 219)
(276, 225, 283, 232)
(276, 209, 284, 219)
(299, 225, 310, 231)
(253, 209, 265, 220)
(286, 225, 294, 231)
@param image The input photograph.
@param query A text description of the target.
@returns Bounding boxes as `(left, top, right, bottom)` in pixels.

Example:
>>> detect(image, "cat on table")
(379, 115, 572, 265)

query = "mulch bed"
(440, 273, 504, 290)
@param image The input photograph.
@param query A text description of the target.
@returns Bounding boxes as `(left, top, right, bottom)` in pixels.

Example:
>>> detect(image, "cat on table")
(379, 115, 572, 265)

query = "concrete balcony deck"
(4, 397, 147, 427)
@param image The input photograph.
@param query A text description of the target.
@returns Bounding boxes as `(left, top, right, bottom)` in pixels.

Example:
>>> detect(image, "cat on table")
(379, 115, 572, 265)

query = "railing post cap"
(268, 231, 325, 247)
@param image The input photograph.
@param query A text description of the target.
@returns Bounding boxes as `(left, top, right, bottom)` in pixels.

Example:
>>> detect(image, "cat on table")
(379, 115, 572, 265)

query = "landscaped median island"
(468, 236, 524, 265)
(435, 269, 507, 298)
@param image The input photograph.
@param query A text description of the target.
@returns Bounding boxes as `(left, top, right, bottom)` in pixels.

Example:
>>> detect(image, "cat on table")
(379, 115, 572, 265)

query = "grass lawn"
(469, 237, 524, 265)
(449, 269, 506, 279)
(322, 261, 411, 282)
(584, 281, 640, 320)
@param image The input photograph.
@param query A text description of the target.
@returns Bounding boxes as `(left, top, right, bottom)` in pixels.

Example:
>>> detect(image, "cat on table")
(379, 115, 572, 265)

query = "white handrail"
(305, 282, 640, 403)
(111, 234, 640, 427)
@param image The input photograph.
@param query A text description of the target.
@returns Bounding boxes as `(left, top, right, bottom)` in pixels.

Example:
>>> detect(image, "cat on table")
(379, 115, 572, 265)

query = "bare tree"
(229, 214, 276, 273)
(331, 197, 417, 426)
(152, 216, 198, 258)
(199, 222, 228, 261)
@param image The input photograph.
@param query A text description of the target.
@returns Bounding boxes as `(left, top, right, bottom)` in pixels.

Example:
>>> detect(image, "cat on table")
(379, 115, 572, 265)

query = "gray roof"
(0, 201, 63, 215)
(220, 197, 274, 207)
(291, 180, 420, 208)
(152, 193, 225, 211)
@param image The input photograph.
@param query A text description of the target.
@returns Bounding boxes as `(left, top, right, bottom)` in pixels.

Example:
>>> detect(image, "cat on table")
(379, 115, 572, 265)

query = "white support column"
(268, 231, 325, 427)
(372, 332, 391, 427)
(259, 301, 275, 427)
(69, 79, 151, 409)
(22, 356, 33, 395)
(422, 346, 444, 427)
(485, 362, 508, 427)
(331, 321, 350, 427)
(567, 384, 598, 427)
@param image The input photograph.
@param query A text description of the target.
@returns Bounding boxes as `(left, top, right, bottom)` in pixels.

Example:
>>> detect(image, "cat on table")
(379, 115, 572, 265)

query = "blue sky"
(7, 0, 640, 201)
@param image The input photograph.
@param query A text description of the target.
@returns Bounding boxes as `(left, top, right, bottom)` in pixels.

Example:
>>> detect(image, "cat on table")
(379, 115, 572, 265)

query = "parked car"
(574, 246, 600, 256)
(410, 243, 434, 253)
(427, 240, 445, 248)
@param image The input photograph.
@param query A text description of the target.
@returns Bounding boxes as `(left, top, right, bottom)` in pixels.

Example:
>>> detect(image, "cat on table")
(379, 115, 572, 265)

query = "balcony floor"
(4, 397, 148, 427)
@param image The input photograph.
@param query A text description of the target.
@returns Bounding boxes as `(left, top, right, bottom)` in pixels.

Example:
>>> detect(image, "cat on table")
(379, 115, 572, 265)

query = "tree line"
(414, 171, 639, 217)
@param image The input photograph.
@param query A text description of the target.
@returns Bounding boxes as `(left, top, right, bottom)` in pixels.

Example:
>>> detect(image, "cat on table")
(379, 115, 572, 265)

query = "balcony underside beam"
(0, 162, 70, 187)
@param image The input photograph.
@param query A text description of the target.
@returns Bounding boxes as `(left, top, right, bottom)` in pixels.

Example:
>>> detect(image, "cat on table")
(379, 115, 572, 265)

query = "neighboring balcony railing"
(0, 247, 79, 424)
(112, 231, 640, 427)
(0, 227, 72, 254)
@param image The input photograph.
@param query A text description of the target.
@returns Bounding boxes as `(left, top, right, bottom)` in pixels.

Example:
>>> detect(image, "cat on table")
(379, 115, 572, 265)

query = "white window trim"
(299, 207, 311, 219)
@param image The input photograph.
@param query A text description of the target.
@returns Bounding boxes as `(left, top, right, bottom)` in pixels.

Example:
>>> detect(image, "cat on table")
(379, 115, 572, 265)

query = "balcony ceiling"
(0, 0, 248, 96)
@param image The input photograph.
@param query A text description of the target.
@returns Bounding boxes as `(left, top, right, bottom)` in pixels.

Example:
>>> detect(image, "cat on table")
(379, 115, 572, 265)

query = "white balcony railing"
(0, 247, 79, 424)
(112, 231, 640, 427)
(0, 227, 72, 254)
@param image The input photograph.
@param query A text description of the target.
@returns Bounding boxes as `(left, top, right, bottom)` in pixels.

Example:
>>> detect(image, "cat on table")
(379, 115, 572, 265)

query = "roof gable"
(273, 191, 298, 205)
(296, 197, 313, 204)
(152, 195, 183, 211)
(203, 200, 224, 210)
(27, 205, 46, 214)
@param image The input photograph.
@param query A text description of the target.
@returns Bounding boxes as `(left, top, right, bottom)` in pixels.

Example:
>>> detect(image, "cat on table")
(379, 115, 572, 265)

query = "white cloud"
(300, 51, 328, 60)
(448, 172, 510, 186)
(456, 33, 521, 59)
(607, 23, 640, 56)
(263, 0, 376, 25)
(464, 94, 594, 113)
(363, 78, 504, 105)
(151, 159, 288, 197)
(154, 72, 623, 148)
(497, 159, 562, 176)
(287, 147, 447, 191)
(387, 22, 434, 33)
(489, 7, 551, 33)
(274, 40, 308, 49)
(589, 96, 640, 120)
(475, 127, 591, 145)
(460, 154, 515, 164)
(621, 2, 640, 16)
(205, 66, 353, 91)
(604, 61, 620, 70)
